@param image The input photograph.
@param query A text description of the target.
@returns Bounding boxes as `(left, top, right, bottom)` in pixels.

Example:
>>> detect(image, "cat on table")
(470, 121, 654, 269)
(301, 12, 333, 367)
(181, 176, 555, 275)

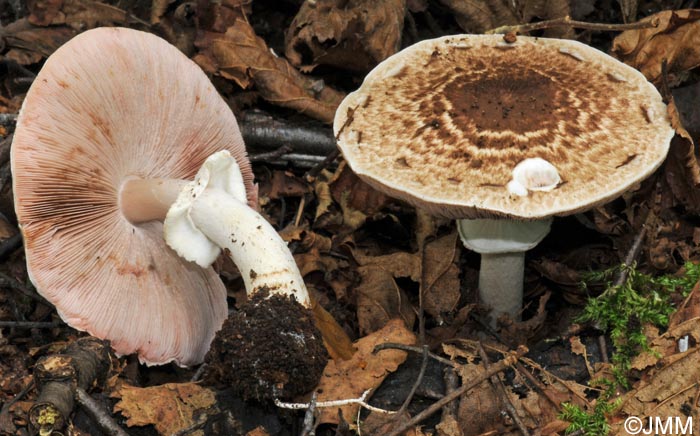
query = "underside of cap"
(334, 34, 675, 220)
(11, 27, 254, 365)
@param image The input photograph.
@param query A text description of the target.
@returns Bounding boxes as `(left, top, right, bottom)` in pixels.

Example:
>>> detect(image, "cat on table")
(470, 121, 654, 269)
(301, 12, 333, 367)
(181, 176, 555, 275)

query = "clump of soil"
(204, 292, 328, 401)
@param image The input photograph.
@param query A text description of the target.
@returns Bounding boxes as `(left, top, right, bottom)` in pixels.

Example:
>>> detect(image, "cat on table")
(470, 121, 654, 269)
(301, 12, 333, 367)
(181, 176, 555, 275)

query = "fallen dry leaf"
(664, 98, 700, 214)
(352, 232, 461, 333)
(315, 318, 416, 425)
(28, 0, 131, 29)
(612, 348, 700, 435)
(612, 9, 700, 85)
(194, 19, 345, 124)
(438, 0, 572, 37)
(354, 254, 417, 334)
(285, 0, 406, 72)
(2, 19, 75, 64)
(113, 382, 216, 436)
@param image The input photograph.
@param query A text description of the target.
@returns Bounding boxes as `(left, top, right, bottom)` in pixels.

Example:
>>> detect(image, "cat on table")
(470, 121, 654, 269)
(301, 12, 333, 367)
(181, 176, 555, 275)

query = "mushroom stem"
(188, 188, 310, 306)
(478, 252, 524, 322)
(119, 178, 189, 224)
(120, 173, 309, 306)
(457, 218, 552, 326)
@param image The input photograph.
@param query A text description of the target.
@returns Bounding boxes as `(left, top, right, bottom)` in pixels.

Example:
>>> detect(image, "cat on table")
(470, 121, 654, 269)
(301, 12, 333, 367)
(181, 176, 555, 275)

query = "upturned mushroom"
(12, 26, 327, 377)
(334, 34, 674, 324)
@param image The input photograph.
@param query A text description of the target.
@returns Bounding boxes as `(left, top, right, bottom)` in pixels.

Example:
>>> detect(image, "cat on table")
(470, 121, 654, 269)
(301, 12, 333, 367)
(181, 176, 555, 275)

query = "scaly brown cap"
(334, 34, 674, 219)
(11, 27, 256, 366)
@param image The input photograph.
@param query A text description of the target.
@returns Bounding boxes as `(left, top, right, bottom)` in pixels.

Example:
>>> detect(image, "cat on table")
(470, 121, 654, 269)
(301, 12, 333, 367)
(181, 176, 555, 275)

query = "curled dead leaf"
(438, 0, 572, 38)
(194, 19, 345, 124)
(612, 9, 700, 84)
(315, 318, 416, 425)
(113, 383, 216, 436)
(285, 0, 406, 72)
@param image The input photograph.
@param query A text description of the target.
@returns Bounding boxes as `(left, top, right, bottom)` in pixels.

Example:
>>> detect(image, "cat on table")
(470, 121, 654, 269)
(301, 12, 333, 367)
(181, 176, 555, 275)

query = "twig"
(478, 344, 531, 436)
(442, 367, 460, 421)
(75, 387, 129, 436)
(274, 389, 395, 415)
(384, 346, 527, 436)
(0, 233, 22, 261)
(239, 110, 336, 156)
(595, 212, 650, 363)
(305, 149, 340, 180)
(0, 114, 17, 126)
(393, 241, 431, 418)
(170, 413, 211, 436)
(486, 15, 660, 35)
(514, 362, 561, 408)
(373, 342, 457, 367)
(0, 321, 60, 329)
(300, 392, 318, 436)
(249, 145, 294, 162)
(0, 271, 51, 306)
(190, 363, 207, 382)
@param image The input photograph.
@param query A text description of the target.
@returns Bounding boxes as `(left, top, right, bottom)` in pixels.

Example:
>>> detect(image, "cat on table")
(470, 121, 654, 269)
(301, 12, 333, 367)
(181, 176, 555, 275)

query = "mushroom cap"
(11, 27, 256, 366)
(334, 34, 675, 220)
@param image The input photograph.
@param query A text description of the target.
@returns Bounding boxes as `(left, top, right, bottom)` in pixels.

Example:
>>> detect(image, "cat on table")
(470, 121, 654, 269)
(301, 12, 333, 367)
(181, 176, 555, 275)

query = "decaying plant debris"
(2, 0, 700, 435)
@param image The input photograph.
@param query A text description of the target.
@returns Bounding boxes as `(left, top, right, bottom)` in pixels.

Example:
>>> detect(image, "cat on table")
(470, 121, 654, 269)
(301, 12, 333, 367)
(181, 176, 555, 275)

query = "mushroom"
(333, 34, 674, 324)
(11, 27, 322, 371)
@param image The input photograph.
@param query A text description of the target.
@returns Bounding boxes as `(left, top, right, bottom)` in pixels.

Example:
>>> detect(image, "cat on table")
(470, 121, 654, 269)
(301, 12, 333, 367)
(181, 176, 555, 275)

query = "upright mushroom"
(334, 34, 674, 324)
(11, 27, 325, 375)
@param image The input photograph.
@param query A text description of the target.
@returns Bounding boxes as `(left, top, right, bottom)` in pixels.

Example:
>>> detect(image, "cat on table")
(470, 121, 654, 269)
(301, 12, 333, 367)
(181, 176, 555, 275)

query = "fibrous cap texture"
(334, 34, 675, 219)
(11, 27, 255, 366)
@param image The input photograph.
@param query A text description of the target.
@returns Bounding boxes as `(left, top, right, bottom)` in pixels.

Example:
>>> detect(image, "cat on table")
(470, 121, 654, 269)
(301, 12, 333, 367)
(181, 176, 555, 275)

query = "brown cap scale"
(12, 27, 256, 366)
(334, 34, 674, 323)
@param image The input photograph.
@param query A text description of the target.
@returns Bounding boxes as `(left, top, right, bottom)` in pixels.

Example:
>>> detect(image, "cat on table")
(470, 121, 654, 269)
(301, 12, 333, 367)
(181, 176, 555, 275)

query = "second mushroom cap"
(334, 34, 674, 219)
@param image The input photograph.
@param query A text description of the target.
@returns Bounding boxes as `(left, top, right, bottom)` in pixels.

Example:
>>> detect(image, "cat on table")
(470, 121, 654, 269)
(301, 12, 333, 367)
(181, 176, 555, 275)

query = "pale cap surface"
(11, 27, 255, 366)
(334, 34, 675, 219)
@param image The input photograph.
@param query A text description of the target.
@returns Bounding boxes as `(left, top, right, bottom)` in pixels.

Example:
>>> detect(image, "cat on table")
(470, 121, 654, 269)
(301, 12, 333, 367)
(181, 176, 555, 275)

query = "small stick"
(300, 392, 318, 436)
(0, 233, 22, 261)
(305, 149, 340, 180)
(384, 346, 527, 436)
(0, 114, 17, 125)
(274, 389, 394, 414)
(0, 271, 51, 306)
(0, 321, 60, 329)
(478, 344, 531, 436)
(249, 145, 294, 162)
(373, 342, 457, 367)
(486, 15, 660, 35)
(75, 387, 129, 436)
(514, 362, 561, 408)
(170, 413, 211, 436)
(190, 363, 207, 383)
(442, 367, 460, 421)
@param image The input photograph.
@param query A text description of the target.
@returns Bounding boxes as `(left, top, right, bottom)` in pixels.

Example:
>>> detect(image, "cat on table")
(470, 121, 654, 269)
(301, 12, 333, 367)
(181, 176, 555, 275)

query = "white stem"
(188, 188, 310, 307)
(478, 252, 524, 323)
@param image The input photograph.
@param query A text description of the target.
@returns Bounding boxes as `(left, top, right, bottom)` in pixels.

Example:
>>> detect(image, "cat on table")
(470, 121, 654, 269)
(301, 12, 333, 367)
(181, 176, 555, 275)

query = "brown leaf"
(664, 98, 700, 213)
(267, 170, 310, 199)
(669, 278, 700, 329)
(438, 0, 572, 37)
(315, 318, 415, 425)
(285, 0, 406, 72)
(611, 9, 700, 85)
(613, 348, 700, 434)
(113, 383, 216, 436)
(194, 19, 345, 124)
(330, 162, 389, 225)
(423, 232, 461, 318)
(197, 0, 251, 33)
(2, 19, 75, 64)
(355, 258, 417, 334)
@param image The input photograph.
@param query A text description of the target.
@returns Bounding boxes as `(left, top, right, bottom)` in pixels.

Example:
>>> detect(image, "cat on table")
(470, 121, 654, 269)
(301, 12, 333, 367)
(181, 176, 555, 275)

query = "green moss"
(578, 261, 700, 387)
(559, 262, 700, 435)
